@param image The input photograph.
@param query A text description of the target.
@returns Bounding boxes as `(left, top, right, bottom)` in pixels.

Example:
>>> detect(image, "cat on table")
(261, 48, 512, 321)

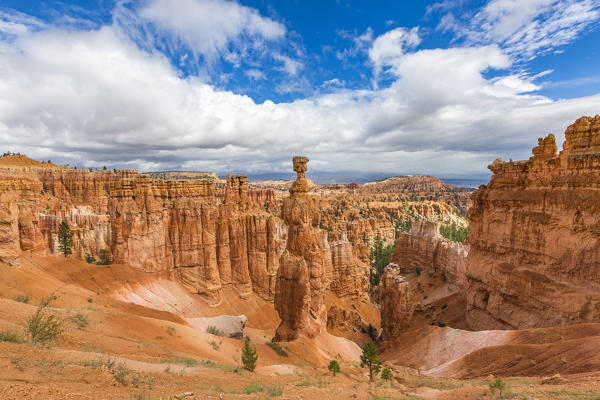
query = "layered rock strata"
(0, 161, 284, 303)
(273, 157, 371, 341)
(466, 115, 600, 330)
(275, 156, 329, 341)
(381, 221, 467, 339)
(391, 221, 468, 287)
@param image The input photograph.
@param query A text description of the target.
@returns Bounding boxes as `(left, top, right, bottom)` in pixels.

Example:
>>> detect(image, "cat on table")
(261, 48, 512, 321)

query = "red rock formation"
(380, 264, 411, 338)
(329, 235, 370, 298)
(466, 115, 600, 330)
(380, 221, 468, 339)
(0, 161, 285, 303)
(275, 156, 328, 341)
(391, 221, 468, 286)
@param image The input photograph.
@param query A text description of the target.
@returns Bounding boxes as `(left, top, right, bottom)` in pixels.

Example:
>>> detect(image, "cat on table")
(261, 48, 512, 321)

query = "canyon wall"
(0, 156, 371, 310)
(466, 115, 600, 330)
(381, 221, 468, 339)
(390, 221, 468, 287)
(0, 161, 284, 303)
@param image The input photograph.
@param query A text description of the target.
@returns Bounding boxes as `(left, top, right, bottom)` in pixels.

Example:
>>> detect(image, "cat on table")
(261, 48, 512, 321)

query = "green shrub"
(266, 338, 288, 357)
(206, 325, 225, 337)
(242, 337, 258, 372)
(27, 293, 64, 345)
(96, 249, 112, 265)
(166, 326, 176, 335)
(489, 377, 507, 399)
(0, 329, 24, 343)
(328, 360, 340, 376)
(381, 368, 393, 381)
(85, 253, 96, 264)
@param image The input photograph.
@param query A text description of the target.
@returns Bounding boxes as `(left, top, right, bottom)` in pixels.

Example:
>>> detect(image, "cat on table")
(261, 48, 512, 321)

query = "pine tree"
(328, 360, 340, 376)
(360, 340, 382, 381)
(241, 337, 258, 372)
(57, 221, 74, 257)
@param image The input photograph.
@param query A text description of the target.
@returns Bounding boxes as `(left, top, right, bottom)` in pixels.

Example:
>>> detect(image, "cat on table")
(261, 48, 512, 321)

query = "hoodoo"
(274, 156, 329, 341)
(466, 115, 600, 330)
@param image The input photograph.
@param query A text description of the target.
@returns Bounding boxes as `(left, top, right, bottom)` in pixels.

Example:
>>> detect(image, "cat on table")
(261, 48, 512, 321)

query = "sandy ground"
(2, 255, 600, 399)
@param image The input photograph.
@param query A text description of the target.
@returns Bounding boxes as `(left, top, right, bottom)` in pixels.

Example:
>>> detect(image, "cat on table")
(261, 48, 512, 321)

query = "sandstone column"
(274, 156, 327, 341)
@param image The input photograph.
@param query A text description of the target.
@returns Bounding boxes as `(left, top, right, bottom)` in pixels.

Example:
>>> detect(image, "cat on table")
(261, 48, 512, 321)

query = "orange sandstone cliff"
(380, 221, 468, 339)
(466, 115, 600, 330)
(0, 158, 283, 303)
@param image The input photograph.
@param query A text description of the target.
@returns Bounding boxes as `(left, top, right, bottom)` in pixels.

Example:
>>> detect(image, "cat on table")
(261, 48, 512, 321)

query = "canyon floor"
(2, 256, 600, 400)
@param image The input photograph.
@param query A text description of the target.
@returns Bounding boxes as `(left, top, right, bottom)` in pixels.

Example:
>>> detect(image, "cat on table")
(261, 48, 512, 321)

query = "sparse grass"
(14, 293, 31, 304)
(266, 339, 288, 357)
(158, 357, 238, 373)
(160, 357, 201, 367)
(166, 326, 176, 336)
(543, 388, 600, 399)
(206, 325, 225, 337)
(131, 392, 151, 400)
(11, 357, 28, 371)
(70, 313, 89, 330)
(0, 329, 24, 343)
(208, 340, 221, 351)
(82, 357, 117, 369)
(243, 381, 283, 396)
(114, 363, 133, 386)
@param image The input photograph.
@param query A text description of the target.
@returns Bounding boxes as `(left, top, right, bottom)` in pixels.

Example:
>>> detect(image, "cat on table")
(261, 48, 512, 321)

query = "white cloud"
(447, 0, 600, 59)
(1, 9, 600, 179)
(368, 27, 421, 85)
(0, 9, 45, 37)
(245, 68, 266, 80)
(116, 0, 286, 65)
(274, 54, 303, 76)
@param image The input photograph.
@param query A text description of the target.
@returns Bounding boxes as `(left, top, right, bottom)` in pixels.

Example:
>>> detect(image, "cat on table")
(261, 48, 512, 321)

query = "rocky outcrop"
(380, 222, 468, 339)
(275, 157, 329, 341)
(329, 235, 370, 298)
(0, 161, 284, 303)
(391, 221, 468, 287)
(466, 115, 600, 330)
(380, 264, 412, 339)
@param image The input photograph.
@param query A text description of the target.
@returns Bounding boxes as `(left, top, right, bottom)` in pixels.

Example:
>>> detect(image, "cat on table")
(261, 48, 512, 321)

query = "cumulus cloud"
(368, 27, 421, 83)
(1, 4, 600, 180)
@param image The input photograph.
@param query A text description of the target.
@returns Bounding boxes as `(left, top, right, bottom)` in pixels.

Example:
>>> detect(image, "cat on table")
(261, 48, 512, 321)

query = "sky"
(1, 0, 600, 183)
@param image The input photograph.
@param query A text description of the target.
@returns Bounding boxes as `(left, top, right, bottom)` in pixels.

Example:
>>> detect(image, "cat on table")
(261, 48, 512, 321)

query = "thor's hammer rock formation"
(274, 156, 329, 341)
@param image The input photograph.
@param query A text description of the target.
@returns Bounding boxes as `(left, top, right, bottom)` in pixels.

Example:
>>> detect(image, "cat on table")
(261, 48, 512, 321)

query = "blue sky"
(1, 0, 600, 182)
